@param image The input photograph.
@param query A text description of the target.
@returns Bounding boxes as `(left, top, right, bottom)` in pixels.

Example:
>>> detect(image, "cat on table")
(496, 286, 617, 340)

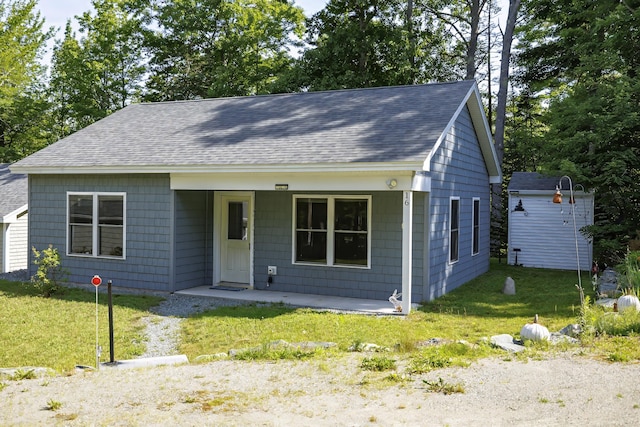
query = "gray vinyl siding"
(0, 224, 4, 272)
(28, 174, 174, 291)
(253, 191, 425, 301)
(427, 106, 490, 300)
(174, 190, 212, 290)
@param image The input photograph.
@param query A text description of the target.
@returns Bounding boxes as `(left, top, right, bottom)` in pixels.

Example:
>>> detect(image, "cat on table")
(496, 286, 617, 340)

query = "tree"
(515, 0, 640, 264)
(296, 0, 455, 91)
(0, 0, 51, 162)
(48, 0, 147, 136)
(143, 0, 305, 100)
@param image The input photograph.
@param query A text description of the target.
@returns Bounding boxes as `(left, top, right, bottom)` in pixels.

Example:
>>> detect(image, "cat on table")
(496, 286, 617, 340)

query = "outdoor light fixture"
(386, 178, 398, 189)
(554, 175, 583, 304)
(553, 186, 563, 204)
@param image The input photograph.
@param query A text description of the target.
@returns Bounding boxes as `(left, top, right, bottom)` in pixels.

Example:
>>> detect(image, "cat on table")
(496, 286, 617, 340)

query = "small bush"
(423, 377, 465, 394)
(29, 245, 68, 297)
(46, 399, 62, 411)
(10, 368, 36, 381)
(360, 356, 396, 372)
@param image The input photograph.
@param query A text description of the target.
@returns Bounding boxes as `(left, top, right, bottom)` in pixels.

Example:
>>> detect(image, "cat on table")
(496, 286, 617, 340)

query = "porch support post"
(401, 190, 413, 314)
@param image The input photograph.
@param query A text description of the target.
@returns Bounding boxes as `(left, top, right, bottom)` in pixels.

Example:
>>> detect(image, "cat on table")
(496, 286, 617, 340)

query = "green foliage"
(48, 0, 148, 137)
(295, 0, 460, 91)
(143, 0, 305, 100)
(46, 399, 62, 411)
(582, 304, 640, 337)
(0, 0, 52, 162)
(232, 341, 322, 361)
(616, 251, 640, 292)
(422, 377, 465, 394)
(360, 355, 396, 372)
(10, 368, 36, 380)
(29, 245, 68, 297)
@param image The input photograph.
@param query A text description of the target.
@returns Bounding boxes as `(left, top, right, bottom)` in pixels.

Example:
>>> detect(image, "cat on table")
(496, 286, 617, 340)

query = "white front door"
(220, 193, 252, 284)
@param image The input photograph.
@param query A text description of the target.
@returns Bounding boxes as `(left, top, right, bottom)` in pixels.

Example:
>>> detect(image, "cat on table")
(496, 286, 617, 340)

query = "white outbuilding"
(507, 172, 593, 271)
(0, 164, 28, 273)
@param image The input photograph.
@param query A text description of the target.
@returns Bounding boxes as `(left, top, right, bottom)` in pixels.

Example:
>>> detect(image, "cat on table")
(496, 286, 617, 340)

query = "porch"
(175, 286, 412, 315)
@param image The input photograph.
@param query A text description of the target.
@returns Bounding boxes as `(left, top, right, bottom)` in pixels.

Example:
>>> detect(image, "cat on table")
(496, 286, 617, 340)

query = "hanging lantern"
(553, 186, 563, 204)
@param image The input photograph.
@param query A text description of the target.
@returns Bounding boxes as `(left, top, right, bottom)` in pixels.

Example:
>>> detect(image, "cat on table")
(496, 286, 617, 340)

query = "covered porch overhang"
(171, 169, 430, 315)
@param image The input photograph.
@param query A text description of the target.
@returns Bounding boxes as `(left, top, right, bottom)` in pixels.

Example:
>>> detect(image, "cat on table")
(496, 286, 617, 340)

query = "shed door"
(220, 194, 252, 283)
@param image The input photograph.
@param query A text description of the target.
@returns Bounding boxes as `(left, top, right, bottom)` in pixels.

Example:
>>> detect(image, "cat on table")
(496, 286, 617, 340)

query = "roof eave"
(10, 161, 426, 175)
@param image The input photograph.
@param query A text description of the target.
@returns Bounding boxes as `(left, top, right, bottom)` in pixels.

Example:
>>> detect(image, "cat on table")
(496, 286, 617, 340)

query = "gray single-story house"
(11, 81, 501, 312)
(507, 172, 593, 271)
(0, 164, 29, 273)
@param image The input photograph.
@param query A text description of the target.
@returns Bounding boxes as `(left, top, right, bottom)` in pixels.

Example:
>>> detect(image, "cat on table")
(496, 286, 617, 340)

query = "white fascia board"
(1, 204, 28, 223)
(10, 161, 422, 175)
(422, 83, 502, 184)
(171, 170, 418, 192)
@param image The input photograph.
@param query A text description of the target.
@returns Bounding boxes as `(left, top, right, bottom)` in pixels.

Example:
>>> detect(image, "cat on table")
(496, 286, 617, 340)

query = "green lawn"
(2, 260, 639, 373)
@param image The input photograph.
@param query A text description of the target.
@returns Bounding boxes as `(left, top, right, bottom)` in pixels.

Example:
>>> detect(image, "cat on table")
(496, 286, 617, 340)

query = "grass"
(180, 260, 585, 360)
(0, 279, 162, 372)
(2, 259, 640, 372)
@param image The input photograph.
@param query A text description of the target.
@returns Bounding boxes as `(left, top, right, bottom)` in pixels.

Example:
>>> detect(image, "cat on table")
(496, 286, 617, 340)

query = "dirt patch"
(2, 354, 639, 426)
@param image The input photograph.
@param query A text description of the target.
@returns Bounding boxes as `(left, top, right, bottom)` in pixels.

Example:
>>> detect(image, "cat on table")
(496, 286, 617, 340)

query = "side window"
(472, 198, 480, 255)
(68, 192, 125, 259)
(449, 197, 460, 263)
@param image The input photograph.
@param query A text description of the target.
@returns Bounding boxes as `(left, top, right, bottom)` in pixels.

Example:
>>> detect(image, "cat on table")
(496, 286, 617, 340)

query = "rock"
(549, 332, 580, 345)
(559, 323, 582, 338)
(502, 277, 516, 295)
(490, 334, 525, 353)
(348, 342, 389, 352)
(194, 353, 229, 363)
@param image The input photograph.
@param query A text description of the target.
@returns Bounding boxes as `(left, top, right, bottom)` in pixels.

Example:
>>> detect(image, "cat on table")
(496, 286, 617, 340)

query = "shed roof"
(508, 172, 560, 192)
(11, 81, 499, 179)
(0, 164, 28, 220)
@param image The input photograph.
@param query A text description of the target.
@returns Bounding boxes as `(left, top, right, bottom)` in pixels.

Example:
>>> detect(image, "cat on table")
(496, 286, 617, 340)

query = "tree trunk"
(491, 0, 520, 259)
(466, 0, 481, 80)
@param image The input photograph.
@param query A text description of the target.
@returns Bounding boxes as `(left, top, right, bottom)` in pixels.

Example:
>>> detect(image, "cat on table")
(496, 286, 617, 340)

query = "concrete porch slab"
(175, 286, 409, 315)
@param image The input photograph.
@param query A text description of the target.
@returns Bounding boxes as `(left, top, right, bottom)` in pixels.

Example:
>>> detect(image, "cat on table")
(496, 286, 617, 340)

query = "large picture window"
(449, 197, 460, 263)
(68, 192, 125, 258)
(294, 195, 370, 268)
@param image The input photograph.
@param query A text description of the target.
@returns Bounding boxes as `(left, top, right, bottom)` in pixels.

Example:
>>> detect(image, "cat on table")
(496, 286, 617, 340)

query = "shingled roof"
(0, 164, 28, 220)
(12, 81, 498, 176)
(508, 172, 560, 192)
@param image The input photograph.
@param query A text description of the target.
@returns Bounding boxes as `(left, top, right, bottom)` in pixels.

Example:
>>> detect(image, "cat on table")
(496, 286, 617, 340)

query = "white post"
(95, 285, 100, 369)
(401, 190, 413, 314)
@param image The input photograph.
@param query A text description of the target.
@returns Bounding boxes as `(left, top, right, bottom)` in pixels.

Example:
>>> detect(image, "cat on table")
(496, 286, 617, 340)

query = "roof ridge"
(135, 80, 474, 106)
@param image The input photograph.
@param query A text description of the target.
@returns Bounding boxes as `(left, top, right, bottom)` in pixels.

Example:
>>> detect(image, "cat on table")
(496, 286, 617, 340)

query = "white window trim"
(472, 197, 480, 256)
(292, 194, 372, 269)
(67, 192, 126, 259)
(449, 196, 460, 264)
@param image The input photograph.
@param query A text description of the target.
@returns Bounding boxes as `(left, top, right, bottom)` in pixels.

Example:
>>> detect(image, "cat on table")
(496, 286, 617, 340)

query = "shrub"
(29, 245, 68, 297)
(360, 356, 396, 372)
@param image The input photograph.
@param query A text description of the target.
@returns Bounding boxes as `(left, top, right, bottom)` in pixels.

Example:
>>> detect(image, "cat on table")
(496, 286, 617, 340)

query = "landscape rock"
(559, 323, 582, 338)
(502, 277, 516, 295)
(490, 334, 525, 353)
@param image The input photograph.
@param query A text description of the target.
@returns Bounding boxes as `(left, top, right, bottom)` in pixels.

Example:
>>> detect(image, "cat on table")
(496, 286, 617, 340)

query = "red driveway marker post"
(92, 275, 102, 369)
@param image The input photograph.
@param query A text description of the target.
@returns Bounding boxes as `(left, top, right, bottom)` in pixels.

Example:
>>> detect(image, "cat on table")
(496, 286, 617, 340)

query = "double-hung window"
(449, 197, 460, 263)
(68, 192, 125, 258)
(472, 198, 480, 255)
(294, 195, 370, 268)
